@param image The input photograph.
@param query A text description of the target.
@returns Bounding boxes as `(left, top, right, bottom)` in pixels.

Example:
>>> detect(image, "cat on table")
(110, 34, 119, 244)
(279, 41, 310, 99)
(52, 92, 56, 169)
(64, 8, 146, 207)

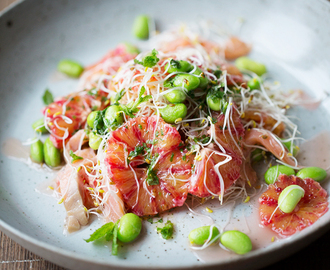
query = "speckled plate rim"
(1, 206, 330, 270)
(1, 1, 330, 269)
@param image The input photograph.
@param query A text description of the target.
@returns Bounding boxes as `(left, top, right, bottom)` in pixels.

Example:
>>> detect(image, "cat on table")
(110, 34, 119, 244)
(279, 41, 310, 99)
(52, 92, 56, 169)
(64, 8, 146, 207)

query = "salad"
(27, 22, 328, 256)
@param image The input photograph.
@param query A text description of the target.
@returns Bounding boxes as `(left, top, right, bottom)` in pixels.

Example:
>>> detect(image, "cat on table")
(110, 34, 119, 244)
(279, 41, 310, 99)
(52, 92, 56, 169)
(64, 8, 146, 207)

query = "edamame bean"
(57, 59, 84, 78)
(105, 105, 124, 129)
(206, 92, 227, 112)
(160, 103, 187, 124)
(278, 185, 305, 213)
(87, 111, 98, 128)
(264, 165, 295, 185)
(282, 140, 299, 156)
(44, 138, 61, 167)
(117, 213, 142, 243)
(132, 15, 149, 39)
(164, 89, 186, 103)
(32, 118, 48, 134)
(30, 139, 44, 163)
(220, 230, 252, 255)
(89, 133, 102, 150)
(188, 226, 220, 246)
(251, 148, 263, 162)
(165, 59, 193, 73)
(247, 77, 261, 90)
(296, 167, 327, 182)
(235, 57, 267, 76)
(124, 42, 140, 55)
(170, 74, 200, 91)
(192, 67, 208, 89)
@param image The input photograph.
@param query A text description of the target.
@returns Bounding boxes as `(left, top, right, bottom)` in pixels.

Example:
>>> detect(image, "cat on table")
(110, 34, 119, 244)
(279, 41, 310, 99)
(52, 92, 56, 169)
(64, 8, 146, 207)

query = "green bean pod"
(235, 57, 267, 76)
(30, 139, 44, 163)
(247, 77, 261, 90)
(264, 165, 295, 185)
(159, 103, 187, 124)
(117, 213, 142, 243)
(192, 67, 208, 89)
(32, 118, 48, 134)
(105, 105, 124, 129)
(89, 133, 102, 150)
(281, 140, 299, 157)
(189, 226, 220, 246)
(164, 89, 186, 103)
(251, 148, 263, 162)
(87, 111, 98, 128)
(296, 167, 327, 182)
(165, 59, 193, 73)
(132, 15, 149, 39)
(220, 230, 252, 255)
(44, 138, 61, 167)
(170, 74, 200, 91)
(57, 59, 84, 78)
(278, 185, 305, 213)
(124, 42, 140, 55)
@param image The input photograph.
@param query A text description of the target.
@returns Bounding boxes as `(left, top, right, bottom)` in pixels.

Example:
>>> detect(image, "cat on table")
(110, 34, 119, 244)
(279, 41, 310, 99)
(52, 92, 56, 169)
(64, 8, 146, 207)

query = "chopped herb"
(155, 131, 159, 137)
(160, 129, 164, 136)
(128, 145, 145, 158)
(42, 89, 54, 105)
(92, 108, 108, 135)
(170, 153, 174, 162)
(134, 49, 159, 68)
(138, 124, 142, 130)
(182, 154, 186, 161)
(69, 150, 83, 163)
(87, 88, 98, 96)
(91, 105, 98, 111)
(146, 168, 159, 185)
(157, 218, 163, 223)
(157, 220, 174, 240)
(213, 69, 222, 78)
(84, 222, 116, 243)
(147, 217, 153, 224)
(200, 136, 210, 144)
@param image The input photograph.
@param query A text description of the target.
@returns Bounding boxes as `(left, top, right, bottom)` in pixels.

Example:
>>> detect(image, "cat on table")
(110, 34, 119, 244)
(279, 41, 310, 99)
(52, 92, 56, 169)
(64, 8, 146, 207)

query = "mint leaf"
(112, 89, 125, 105)
(134, 49, 159, 68)
(42, 89, 54, 105)
(120, 86, 151, 118)
(69, 150, 83, 163)
(84, 222, 115, 243)
(157, 220, 174, 240)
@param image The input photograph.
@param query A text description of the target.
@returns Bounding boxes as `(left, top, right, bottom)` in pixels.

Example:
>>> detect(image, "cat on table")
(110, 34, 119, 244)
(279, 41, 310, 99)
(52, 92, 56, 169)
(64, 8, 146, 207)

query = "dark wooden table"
(1, 227, 330, 270)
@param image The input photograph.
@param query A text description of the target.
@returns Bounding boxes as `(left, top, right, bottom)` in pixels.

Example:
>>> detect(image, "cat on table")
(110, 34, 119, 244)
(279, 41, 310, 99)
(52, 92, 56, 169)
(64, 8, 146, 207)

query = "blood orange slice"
(189, 107, 244, 198)
(44, 94, 92, 148)
(259, 174, 328, 237)
(105, 116, 194, 216)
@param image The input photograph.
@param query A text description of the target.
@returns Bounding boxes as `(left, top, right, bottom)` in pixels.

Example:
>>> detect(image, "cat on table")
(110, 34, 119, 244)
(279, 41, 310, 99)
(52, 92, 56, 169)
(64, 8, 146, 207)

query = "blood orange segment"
(105, 116, 193, 216)
(259, 174, 328, 237)
(189, 107, 244, 198)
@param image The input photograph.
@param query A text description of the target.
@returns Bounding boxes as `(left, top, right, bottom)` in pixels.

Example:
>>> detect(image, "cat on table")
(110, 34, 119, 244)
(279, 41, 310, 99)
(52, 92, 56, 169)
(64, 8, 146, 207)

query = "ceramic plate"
(1, 0, 330, 269)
